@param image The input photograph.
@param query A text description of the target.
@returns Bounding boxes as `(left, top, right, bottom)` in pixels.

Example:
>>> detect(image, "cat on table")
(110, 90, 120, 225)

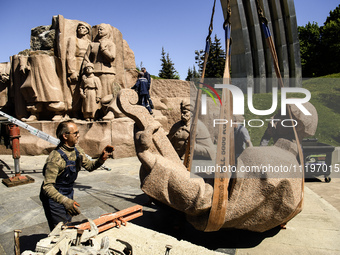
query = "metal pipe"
(14, 229, 21, 255)
(8, 124, 21, 176)
(165, 245, 172, 255)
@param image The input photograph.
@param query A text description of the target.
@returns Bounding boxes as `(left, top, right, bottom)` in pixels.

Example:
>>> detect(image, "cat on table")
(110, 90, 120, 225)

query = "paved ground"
(0, 155, 339, 254)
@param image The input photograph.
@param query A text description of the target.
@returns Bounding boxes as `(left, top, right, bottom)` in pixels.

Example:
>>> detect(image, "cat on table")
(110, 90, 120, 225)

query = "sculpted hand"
(100, 145, 114, 161)
(63, 198, 81, 216)
(100, 41, 109, 51)
(69, 72, 78, 82)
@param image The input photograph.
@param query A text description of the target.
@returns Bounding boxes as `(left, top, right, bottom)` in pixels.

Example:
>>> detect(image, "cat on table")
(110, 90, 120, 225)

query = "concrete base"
(1, 155, 340, 254)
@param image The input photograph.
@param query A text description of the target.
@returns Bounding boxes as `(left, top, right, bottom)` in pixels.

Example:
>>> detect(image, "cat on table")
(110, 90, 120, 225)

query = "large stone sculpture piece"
(65, 22, 92, 117)
(18, 54, 65, 121)
(0, 62, 10, 109)
(118, 86, 318, 232)
(220, 0, 302, 92)
(82, 23, 118, 120)
(0, 15, 193, 158)
(80, 63, 102, 121)
(168, 99, 216, 160)
(6, 15, 137, 122)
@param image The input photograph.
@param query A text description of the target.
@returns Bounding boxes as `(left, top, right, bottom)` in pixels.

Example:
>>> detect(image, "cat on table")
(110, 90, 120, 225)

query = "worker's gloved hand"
(100, 145, 114, 161)
(63, 198, 81, 216)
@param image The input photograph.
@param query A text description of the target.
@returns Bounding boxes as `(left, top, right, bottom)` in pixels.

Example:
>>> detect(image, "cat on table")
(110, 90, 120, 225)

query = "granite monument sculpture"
(118, 87, 318, 232)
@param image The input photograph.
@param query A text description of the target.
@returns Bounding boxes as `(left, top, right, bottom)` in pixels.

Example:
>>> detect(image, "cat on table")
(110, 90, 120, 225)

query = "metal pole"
(8, 125, 21, 177)
(14, 229, 21, 255)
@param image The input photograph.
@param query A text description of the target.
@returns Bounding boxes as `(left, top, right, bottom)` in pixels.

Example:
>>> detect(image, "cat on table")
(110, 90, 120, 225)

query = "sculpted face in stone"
(181, 108, 191, 125)
(98, 24, 109, 38)
(77, 23, 89, 37)
(180, 100, 192, 125)
(85, 65, 94, 75)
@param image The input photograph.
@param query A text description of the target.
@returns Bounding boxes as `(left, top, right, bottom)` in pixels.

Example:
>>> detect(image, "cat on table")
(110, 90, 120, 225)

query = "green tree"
(186, 67, 193, 81)
(186, 65, 200, 81)
(194, 35, 226, 78)
(195, 49, 204, 76)
(298, 22, 321, 77)
(158, 47, 179, 79)
(205, 35, 226, 78)
(320, 4, 340, 75)
(298, 4, 340, 77)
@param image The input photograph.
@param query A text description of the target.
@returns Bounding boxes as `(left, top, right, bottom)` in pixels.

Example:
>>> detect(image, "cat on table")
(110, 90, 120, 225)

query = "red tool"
(2, 124, 34, 187)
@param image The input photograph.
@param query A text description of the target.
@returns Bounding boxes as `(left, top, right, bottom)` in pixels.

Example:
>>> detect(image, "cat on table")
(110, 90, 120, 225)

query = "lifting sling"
(183, 0, 217, 171)
(255, 0, 305, 223)
(205, 0, 234, 232)
(188, 0, 306, 231)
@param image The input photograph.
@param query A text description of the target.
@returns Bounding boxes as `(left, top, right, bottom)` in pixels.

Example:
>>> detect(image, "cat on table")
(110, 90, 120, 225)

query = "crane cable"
(183, 0, 217, 171)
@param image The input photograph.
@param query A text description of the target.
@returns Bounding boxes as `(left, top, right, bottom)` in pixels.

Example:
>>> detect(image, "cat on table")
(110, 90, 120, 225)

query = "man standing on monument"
(131, 72, 153, 115)
(141, 67, 154, 110)
(40, 120, 114, 230)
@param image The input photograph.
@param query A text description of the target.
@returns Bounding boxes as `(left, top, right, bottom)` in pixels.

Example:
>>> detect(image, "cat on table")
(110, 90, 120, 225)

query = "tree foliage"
(320, 5, 340, 75)
(158, 47, 179, 79)
(298, 22, 321, 77)
(205, 35, 226, 78)
(191, 34, 226, 79)
(186, 65, 200, 81)
(298, 4, 340, 77)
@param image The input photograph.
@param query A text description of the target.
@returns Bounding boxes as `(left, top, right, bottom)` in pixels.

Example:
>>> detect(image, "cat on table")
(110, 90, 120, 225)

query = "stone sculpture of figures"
(168, 99, 216, 160)
(83, 23, 118, 120)
(0, 65, 9, 85)
(135, 101, 318, 232)
(66, 22, 91, 118)
(19, 54, 65, 122)
(0, 63, 10, 109)
(80, 63, 102, 121)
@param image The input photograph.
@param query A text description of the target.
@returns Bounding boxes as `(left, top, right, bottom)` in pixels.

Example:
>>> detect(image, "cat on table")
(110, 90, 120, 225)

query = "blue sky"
(0, 0, 339, 80)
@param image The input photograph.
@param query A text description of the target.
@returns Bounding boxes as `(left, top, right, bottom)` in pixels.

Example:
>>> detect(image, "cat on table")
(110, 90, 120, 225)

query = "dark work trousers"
(40, 148, 79, 231)
(148, 96, 154, 109)
(140, 94, 153, 114)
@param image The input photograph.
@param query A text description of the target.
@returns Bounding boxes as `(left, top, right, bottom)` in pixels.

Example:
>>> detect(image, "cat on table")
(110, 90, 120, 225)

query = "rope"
(255, 0, 268, 25)
(183, 0, 217, 171)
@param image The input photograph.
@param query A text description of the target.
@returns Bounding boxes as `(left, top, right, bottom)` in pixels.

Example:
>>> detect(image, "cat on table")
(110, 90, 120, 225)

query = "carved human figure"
(19, 54, 65, 122)
(66, 22, 91, 117)
(80, 63, 102, 121)
(133, 99, 318, 232)
(168, 99, 216, 160)
(0, 63, 10, 109)
(83, 23, 118, 120)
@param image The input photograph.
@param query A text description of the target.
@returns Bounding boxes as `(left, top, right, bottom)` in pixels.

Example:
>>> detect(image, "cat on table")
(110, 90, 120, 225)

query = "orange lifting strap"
(255, 0, 305, 222)
(205, 0, 233, 232)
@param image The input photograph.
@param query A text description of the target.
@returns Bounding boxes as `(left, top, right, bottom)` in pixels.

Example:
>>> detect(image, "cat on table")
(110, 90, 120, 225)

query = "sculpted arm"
(137, 122, 213, 216)
(100, 41, 116, 62)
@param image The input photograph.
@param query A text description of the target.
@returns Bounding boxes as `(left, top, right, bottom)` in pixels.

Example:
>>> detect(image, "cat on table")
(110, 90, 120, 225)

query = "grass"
(244, 73, 340, 146)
